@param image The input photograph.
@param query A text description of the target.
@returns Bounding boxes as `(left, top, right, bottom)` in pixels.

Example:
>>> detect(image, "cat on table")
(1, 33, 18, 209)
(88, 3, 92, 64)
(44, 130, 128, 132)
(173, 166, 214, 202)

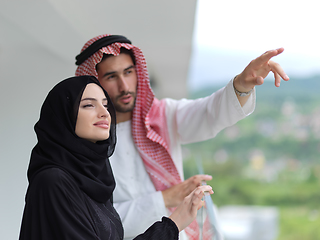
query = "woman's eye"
(83, 104, 94, 108)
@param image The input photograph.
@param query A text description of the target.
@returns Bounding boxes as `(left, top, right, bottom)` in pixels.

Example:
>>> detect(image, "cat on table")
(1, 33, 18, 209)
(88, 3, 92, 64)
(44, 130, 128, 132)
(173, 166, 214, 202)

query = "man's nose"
(118, 76, 129, 93)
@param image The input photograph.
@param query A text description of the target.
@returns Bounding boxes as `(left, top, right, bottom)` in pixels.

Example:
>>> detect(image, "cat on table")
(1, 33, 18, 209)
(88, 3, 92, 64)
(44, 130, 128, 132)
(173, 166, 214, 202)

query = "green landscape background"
(183, 75, 320, 240)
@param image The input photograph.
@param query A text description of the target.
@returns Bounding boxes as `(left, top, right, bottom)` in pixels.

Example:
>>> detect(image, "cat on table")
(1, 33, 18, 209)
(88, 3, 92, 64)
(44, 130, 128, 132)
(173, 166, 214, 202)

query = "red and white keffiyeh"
(75, 34, 204, 240)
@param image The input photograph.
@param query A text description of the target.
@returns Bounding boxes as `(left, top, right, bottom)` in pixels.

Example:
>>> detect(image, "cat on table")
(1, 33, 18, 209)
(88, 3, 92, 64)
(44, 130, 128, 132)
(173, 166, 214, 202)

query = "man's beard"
(112, 91, 136, 113)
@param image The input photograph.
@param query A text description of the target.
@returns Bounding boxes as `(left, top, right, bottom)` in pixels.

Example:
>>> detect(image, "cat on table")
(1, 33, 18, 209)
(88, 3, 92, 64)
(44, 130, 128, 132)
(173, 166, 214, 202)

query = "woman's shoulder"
(30, 168, 79, 196)
(34, 167, 74, 183)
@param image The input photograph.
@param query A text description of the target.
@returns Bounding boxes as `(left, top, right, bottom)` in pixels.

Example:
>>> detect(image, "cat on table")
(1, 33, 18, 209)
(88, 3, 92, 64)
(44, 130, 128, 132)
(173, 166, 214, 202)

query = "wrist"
(234, 85, 254, 97)
(233, 75, 254, 97)
(162, 190, 171, 208)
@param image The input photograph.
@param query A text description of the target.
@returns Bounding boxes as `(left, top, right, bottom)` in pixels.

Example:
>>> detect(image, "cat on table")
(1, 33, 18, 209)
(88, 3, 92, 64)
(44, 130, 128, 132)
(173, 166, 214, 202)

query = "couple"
(19, 34, 289, 239)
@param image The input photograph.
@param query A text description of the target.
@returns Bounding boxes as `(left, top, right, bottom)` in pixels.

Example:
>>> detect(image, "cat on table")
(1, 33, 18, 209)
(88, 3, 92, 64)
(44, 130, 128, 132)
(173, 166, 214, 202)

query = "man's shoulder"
(151, 97, 185, 110)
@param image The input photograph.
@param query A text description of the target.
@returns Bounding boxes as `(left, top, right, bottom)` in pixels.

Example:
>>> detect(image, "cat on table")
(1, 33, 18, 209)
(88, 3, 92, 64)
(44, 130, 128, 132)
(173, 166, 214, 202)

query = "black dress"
(18, 76, 178, 240)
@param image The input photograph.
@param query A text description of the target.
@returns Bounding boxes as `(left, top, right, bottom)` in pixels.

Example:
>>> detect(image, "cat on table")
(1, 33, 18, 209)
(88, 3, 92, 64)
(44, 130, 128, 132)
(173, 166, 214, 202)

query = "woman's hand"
(162, 174, 212, 208)
(169, 185, 214, 232)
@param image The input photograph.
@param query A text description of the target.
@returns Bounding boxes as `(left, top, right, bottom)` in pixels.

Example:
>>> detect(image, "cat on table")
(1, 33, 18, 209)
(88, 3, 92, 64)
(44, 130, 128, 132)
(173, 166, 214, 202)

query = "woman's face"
(75, 83, 111, 143)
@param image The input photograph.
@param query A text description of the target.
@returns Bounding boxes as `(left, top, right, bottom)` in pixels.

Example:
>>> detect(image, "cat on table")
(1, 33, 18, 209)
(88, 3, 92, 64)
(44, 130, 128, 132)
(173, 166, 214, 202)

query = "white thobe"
(110, 78, 256, 239)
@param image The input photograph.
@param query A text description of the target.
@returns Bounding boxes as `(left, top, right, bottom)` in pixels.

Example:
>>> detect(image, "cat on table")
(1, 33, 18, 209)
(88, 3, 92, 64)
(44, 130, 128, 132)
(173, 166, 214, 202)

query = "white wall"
(0, 13, 79, 240)
(0, 1, 197, 239)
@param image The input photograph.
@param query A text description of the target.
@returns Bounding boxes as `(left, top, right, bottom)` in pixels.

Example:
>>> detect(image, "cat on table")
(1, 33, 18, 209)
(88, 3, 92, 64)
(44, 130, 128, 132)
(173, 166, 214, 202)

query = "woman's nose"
(98, 105, 110, 118)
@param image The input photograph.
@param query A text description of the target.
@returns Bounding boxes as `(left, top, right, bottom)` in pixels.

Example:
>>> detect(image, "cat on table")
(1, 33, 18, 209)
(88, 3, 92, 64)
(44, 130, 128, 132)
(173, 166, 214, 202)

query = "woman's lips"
(94, 121, 109, 129)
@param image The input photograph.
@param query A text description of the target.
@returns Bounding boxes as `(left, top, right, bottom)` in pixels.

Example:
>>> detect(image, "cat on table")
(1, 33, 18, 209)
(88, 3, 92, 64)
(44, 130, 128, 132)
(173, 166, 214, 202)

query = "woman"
(19, 75, 213, 240)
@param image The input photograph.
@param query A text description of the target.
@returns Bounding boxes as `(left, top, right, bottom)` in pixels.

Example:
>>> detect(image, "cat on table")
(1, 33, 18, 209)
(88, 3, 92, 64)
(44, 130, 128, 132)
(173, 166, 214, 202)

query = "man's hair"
(95, 48, 136, 72)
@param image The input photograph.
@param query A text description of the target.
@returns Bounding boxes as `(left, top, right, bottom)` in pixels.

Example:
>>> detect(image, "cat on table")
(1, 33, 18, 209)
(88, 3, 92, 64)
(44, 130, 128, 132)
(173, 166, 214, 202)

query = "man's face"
(96, 53, 137, 116)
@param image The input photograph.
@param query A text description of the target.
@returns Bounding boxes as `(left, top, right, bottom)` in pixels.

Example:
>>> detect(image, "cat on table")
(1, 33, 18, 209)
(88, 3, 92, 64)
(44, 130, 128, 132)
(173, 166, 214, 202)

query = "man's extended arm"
(162, 48, 289, 208)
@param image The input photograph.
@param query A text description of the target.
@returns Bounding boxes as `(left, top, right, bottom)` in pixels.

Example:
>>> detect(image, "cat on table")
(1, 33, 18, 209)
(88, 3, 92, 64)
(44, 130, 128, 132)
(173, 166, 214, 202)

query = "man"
(75, 34, 289, 240)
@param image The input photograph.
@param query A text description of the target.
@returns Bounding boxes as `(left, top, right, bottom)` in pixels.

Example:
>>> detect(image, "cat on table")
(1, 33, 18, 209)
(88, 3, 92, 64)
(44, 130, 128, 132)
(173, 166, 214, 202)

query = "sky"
(188, 0, 320, 90)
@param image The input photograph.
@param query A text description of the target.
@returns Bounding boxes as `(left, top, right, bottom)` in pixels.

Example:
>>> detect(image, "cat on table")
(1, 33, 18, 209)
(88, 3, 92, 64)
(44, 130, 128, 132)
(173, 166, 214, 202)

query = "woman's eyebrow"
(81, 97, 108, 102)
(81, 97, 97, 102)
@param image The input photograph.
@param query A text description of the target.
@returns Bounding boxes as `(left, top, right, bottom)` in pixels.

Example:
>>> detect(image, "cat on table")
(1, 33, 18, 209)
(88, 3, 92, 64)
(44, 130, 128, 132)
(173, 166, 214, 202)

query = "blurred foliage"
(184, 75, 320, 239)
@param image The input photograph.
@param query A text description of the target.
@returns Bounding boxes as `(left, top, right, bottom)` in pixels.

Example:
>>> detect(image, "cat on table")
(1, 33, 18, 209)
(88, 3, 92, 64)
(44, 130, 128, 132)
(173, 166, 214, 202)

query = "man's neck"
(116, 111, 132, 124)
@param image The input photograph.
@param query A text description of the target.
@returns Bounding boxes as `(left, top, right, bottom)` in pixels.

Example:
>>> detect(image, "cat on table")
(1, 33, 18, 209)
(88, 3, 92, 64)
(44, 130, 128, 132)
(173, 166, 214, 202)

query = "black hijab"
(27, 75, 116, 203)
